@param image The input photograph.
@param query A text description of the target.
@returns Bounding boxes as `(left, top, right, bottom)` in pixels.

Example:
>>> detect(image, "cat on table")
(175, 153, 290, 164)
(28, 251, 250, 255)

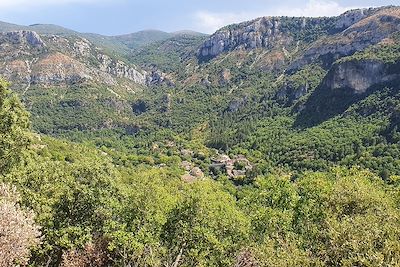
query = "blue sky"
(0, 0, 397, 35)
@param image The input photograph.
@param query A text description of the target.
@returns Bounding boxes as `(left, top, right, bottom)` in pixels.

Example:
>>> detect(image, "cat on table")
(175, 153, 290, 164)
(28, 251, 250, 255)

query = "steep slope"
(119, 6, 400, 130)
(0, 30, 149, 90)
(129, 32, 208, 77)
(197, 6, 399, 72)
(0, 29, 177, 135)
(296, 33, 400, 125)
(289, 6, 400, 70)
(190, 6, 400, 104)
(197, 8, 378, 61)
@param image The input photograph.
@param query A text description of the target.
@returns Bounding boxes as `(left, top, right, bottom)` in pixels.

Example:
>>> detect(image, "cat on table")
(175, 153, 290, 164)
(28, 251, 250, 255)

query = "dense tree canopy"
(0, 79, 30, 176)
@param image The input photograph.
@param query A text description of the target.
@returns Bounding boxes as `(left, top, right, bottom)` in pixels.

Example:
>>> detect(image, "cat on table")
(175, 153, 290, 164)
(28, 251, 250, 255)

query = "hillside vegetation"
(1, 5, 400, 267)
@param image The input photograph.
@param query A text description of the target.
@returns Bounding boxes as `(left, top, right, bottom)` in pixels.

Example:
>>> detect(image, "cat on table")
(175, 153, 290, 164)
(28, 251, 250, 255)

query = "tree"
(0, 79, 30, 176)
(7, 158, 121, 266)
(238, 175, 299, 242)
(162, 180, 250, 267)
(295, 168, 400, 266)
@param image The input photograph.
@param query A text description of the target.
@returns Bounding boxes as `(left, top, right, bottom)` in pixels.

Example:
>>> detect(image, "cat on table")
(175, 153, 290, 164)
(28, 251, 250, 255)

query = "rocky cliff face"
(289, 7, 400, 71)
(197, 6, 400, 67)
(0, 31, 47, 61)
(0, 30, 172, 89)
(145, 69, 175, 87)
(295, 56, 400, 126)
(333, 8, 376, 30)
(1, 30, 46, 48)
(198, 17, 296, 61)
(97, 54, 147, 85)
(322, 59, 400, 94)
(30, 52, 92, 85)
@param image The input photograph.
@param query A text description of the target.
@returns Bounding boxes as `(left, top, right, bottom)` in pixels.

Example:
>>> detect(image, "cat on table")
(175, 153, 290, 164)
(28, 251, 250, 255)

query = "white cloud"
(194, 10, 262, 34)
(276, 0, 359, 17)
(194, 0, 363, 33)
(0, 0, 113, 9)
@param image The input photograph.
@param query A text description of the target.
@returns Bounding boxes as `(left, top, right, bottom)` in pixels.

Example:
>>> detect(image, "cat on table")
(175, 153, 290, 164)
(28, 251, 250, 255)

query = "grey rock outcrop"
(296, 56, 400, 125)
(73, 38, 92, 57)
(97, 54, 173, 87)
(27, 52, 93, 86)
(289, 7, 400, 71)
(198, 17, 293, 60)
(0, 29, 172, 88)
(97, 54, 147, 85)
(322, 59, 400, 94)
(197, 6, 393, 63)
(2, 30, 47, 48)
(334, 8, 376, 30)
(145, 69, 175, 87)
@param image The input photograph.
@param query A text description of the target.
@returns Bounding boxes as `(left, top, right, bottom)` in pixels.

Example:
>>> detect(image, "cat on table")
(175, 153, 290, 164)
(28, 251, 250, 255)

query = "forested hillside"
(1, 5, 400, 267)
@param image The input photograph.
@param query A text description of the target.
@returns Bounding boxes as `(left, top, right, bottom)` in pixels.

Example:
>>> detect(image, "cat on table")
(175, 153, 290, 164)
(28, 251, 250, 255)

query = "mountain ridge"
(0, 5, 399, 144)
(0, 21, 207, 53)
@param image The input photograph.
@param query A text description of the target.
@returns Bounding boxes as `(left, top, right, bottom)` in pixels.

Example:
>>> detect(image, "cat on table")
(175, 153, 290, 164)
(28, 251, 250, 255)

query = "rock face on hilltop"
(334, 8, 375, 30)
(2, 30, 46, 48)
(289, 7, 400, 71)
(198, 17, 298, 61)
(197, 7, 382, 61)
(197, 6, 400, 70)
(0, 30, 172, 89)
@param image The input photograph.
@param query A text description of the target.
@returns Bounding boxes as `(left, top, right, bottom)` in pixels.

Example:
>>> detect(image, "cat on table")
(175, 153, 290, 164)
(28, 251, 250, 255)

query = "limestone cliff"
(196, 5, 400, 78)
(322, 59, 400, 94)
(296, 57, 400, 126)
(197, 7, 383, 62)
(0, 30, 172, 89)
(289, 7, 400, 71)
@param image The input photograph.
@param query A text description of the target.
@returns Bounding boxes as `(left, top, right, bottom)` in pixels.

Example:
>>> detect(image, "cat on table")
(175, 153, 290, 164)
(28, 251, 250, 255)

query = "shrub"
(0, 183, 41, 266)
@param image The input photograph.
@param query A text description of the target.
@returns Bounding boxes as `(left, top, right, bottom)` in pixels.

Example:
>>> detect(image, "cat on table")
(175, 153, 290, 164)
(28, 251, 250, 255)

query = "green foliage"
(238, 175, 298, 241)
(295, 169, 400, 266)
(163, 180, 250, 267)
(104, 167, 180, 267)
(129, 34, 207, 75)
(0, 79, 30, 176)
(237, 168, 400, 266)
(4, 145, 119, 265)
